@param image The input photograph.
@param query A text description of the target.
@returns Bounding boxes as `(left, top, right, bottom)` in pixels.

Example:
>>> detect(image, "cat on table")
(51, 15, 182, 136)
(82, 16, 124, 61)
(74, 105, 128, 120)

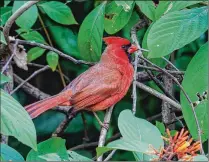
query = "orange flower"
(150, 128, 201, 161)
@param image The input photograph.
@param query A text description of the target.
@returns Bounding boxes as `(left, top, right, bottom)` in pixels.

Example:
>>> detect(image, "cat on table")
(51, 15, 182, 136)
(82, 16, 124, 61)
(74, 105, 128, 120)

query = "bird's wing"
(69, 65, 122, 110)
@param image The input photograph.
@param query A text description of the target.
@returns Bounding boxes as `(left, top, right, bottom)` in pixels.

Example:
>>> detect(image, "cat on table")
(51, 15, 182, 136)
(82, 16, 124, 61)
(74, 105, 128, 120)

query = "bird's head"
(103, 37, 138, 62)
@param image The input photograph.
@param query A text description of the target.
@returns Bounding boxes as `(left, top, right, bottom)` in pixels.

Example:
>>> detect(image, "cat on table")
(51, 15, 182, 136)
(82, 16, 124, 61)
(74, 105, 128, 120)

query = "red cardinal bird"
(25, 37, 138, 119)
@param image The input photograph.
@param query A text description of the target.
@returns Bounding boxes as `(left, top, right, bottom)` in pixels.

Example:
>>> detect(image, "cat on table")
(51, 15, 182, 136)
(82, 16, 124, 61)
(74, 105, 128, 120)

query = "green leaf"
(1, 89, 37, 150)
(38, 1, 77, 25)
(78, 2, 106, 62)
(104, 1, 134, 34)
(0, 31, 7, 45)
(0, 73, 11, 85)
(118, 110, 164, 149)
(97, 138, 151, 157)
(181, 42, 208, 142)
(46, 51, 59, 71)
(114, 1, 134, 12)
(155, 1, 202, 20)
(16, 29, 46, 44)
(135, 1, 156, 21)
(39, 153, 62, 161)
(0, 7, 12, 26)
(142, 22, 168, 68)
(0, 144, 24, 161)
(147, 7, 208, 58)
(155, 121, 165, 135)
(133, 152, 157, 161)
(67, 151, 93, 161)
(45, 19, 80, 59)
(27, 47, 46, 62)
(192, 155, 208, 161)
(12, 1, 38, 29)
(26, 137, 69, 161)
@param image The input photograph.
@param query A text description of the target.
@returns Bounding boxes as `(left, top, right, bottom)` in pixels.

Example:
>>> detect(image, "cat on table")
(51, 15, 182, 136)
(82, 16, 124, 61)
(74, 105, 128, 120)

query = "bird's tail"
(25, 91, 72, 119)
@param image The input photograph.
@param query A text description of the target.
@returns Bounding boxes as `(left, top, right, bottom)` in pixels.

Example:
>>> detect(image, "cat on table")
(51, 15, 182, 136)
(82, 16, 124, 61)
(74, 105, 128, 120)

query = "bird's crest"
(103, 37, 131, 46)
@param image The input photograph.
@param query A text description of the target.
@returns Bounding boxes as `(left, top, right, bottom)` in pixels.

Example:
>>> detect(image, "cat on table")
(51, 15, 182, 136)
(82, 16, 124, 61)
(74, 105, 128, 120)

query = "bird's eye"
(122, 45, 126, 49)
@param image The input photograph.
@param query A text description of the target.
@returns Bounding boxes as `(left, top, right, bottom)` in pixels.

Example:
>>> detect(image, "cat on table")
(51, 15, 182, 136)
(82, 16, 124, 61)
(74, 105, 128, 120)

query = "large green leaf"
(0, 144, 24, 161)
(39, 153, 62, 161)
(46, 51, 59, 71)
(38, 1, 77, 25)
(27, 47, 46, 62)
(12, 1, 38, 29)
(1, 89, 37, 150)
(155, 1, 202, 20)
(181, 42, 208, 142)
(104, 1, 134, 34)
(142, 22, 168, 68)
(26, 137, 69, 161)
(97, 138, 151, 157)
(97, 110, 164, 158)
(0, 73, 11, 85)
(78, 2, 106, 62)
(118, 110, 163, 149)
(147, 7, 208, 58)
(0, 7, 12, 26)
(68, 151, 92, 161)
(16, 29, 46, 44)
(45, 19, 80, 59)
(135, 1, 156, 21)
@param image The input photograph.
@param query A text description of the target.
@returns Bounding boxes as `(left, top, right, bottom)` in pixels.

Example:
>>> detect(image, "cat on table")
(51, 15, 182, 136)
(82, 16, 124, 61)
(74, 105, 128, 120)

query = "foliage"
(0, 0, 208, 161)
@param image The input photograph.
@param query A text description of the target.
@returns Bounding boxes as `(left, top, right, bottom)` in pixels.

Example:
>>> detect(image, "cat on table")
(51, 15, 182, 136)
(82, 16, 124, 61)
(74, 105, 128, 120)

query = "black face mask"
(121, 44, 132, 62)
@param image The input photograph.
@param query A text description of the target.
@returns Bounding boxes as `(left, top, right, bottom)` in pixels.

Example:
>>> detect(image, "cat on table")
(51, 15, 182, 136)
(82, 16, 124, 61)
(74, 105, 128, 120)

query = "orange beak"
(128, 44, 138, 54)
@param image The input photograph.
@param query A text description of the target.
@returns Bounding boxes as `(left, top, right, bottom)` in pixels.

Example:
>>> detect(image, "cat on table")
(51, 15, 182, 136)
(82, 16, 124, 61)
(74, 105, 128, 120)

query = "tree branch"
(97, 106, 114, 161)
(131, 20, 147, 115)
(162, 65, 175, 129)
(135, 81, 181, 110)
(12, 39, 94, 65)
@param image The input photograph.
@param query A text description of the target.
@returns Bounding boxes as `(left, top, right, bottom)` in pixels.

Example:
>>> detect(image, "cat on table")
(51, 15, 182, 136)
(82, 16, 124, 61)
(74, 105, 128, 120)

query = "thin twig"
(26, 63, 70, 82)
(97, 106, 114, 161)
(138, 65, 185, 75)
(130, 20, 146, 115)
(52, 111, 76, 137)
(104, 150, 116, 161)
(139, 56, 204, 154)
(132, 52, 138, 115)
(135, 81, 181, 110)
(10, 66, 49, 94)
(12, 39, 94, 65)
(162, 56, 183, 80)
